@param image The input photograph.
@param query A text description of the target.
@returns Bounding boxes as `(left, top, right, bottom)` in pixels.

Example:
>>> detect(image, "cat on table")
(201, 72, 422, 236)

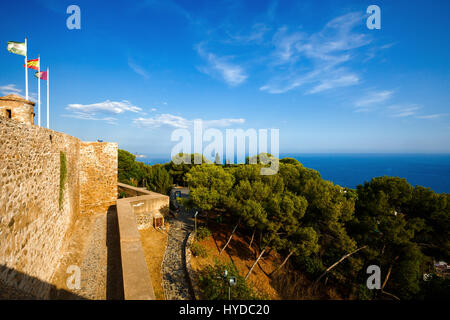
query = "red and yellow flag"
(25, 58, 39, 70)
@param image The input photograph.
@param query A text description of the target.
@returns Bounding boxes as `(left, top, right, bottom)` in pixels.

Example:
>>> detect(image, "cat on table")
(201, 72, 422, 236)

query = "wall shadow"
(0, 265, 86, 300)
(106, 205, 124, 300)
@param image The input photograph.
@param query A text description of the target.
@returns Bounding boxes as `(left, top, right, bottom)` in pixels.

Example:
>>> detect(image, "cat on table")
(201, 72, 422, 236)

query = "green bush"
(198, 260, 266, 300)
(356, 284, 375, 300)
(118, 191, 127, 199)
(190, 242, 208, 258)
(196, 226, 212, 241)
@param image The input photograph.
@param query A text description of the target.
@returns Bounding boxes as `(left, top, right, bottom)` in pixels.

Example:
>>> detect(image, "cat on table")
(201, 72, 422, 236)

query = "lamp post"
(228, 277, 236, 300)
(223, 269, 236, 300)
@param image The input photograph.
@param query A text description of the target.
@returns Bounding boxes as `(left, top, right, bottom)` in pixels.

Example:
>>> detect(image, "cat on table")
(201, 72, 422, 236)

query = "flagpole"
(25, 38, 28, 101)
(47, 67, 49, 129)
(38, 54, 40, 127)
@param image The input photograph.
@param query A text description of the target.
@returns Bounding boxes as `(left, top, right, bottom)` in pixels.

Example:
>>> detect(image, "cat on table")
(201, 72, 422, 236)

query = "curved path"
(161, 209, 194, 300)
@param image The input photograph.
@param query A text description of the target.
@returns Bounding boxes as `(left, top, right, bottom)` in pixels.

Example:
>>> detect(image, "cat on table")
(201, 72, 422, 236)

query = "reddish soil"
(190, 218, 281, 300)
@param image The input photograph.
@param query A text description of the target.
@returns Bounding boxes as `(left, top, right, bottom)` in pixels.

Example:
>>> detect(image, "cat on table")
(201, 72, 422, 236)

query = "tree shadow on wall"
(106, 205, 124, 300)
(0, 265, 86, 300)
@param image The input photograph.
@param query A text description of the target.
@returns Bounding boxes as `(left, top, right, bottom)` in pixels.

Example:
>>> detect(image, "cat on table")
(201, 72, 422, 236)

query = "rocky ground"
(50, 206, 123, 300)
(161, 209, 194, 300)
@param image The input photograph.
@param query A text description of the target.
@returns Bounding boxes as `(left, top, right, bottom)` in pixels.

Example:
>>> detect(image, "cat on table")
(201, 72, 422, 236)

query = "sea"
(136, 154, 450, 194)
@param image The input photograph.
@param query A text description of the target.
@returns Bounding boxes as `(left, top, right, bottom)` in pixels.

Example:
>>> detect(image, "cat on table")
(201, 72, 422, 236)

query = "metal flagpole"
(47, 67, 49, 129)
(38, 54, 40, 127)
(25, 38, 28, 101)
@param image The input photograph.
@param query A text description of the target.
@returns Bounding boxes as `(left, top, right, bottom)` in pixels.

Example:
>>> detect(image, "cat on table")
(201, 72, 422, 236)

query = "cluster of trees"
(118, 150, 450, 299)
(118, 150, 206, 194)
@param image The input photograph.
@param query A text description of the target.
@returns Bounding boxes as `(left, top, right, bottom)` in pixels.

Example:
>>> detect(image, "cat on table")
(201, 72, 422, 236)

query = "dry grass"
(139, 223, 170, 300)
(190, 221, 281, 300)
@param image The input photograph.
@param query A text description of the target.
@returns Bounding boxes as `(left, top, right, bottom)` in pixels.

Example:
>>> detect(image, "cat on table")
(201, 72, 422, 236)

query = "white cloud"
(388, 105, 421, 118)
(0, 84, 39, 103)
(65, 100, 142, 122)
(308, 74, 359, 94)
(380, 42, 396, 50)
(202, 118, 245, 127)
(0, 84, 22, 95)
(62, 113, 118, 124)
(197, 44, 247, 86)
(28, 92, 38, 103)
(128, 58, 150, 79)
(261, 12, 370, 94)
(134, 114, 245, 129)
(391, 109, 419, 118)
(355, 90, 394, 108)
(226, 23, 271, 44)
(416, 113, 448, 119)
(66, 100, 142, 115)
(134, 114, 189, 128)
(272, 26, 304, 63)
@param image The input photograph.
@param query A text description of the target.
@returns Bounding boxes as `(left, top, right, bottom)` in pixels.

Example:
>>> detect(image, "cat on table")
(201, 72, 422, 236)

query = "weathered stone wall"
(0, 117, 117, 298)
(118, 183, 150, 197)
(0, 94, 35, 125)
(80, 142, 118, 215)
(0, 117, 80, 298)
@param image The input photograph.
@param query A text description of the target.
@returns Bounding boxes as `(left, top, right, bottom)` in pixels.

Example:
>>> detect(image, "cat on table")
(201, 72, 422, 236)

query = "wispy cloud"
(416, 113, 448, 119)
(65, 100, 142, 123)
(355, 90, 394, 108)
(134, 114, 245, 129)
(380, 42, 396, 50)
(260, 12, 370, 94)
(308, 73, 359, 94)
(197, 44, 248, 86)
(0, 84, 38, 102)
(388, 104, 421, 118)
(226, 23, 271, 44)
(388, 107, 447, 119)
(128, 58, 150, 79)
(62, 113, 118, 124)
(134, 114, 189, 128)
(0, 84, 22, 95)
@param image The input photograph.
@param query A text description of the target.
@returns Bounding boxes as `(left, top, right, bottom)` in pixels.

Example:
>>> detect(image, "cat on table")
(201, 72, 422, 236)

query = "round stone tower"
(0, 94, 35, 125)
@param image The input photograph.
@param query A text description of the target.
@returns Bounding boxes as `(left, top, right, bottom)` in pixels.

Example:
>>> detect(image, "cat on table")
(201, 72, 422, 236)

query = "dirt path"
(161, 210, 194, 300)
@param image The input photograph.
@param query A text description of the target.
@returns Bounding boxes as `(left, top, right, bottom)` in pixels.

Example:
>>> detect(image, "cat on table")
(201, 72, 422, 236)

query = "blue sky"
(1, 0, 449, 157)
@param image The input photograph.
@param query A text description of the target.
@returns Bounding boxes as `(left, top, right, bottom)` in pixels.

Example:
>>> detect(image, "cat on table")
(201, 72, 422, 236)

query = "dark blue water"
(136, 154, 450, 193)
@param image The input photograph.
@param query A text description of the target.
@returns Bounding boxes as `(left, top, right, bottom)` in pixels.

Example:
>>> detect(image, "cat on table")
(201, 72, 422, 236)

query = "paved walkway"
(52, 206, 123, 300)
(161, 209, 194, 300)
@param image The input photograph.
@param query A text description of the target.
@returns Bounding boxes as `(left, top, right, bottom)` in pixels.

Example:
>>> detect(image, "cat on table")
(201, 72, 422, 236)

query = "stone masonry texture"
(0, 95, 35, 125)
(0, 116, 117, 298)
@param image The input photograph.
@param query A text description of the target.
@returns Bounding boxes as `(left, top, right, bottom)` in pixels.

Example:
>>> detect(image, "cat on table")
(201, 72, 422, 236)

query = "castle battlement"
(0, 94, 35, 125)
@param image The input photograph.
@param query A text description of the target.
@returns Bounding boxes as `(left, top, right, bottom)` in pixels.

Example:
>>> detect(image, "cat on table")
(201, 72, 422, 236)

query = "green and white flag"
(7, 41, 27, 56)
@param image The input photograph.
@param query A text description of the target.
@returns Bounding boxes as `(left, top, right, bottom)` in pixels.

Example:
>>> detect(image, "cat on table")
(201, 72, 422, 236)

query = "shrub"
(198, 260, 266, 300)
(118, 191, 127, 199)
(356, 284, 375, 300)
(190, 242, 208, 258)
(196, 226, 212, 241)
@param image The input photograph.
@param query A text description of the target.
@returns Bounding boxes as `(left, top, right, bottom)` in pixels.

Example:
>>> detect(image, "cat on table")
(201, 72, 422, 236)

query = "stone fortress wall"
(0, 95, 35, 125)
(0, 108, 117, 298)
